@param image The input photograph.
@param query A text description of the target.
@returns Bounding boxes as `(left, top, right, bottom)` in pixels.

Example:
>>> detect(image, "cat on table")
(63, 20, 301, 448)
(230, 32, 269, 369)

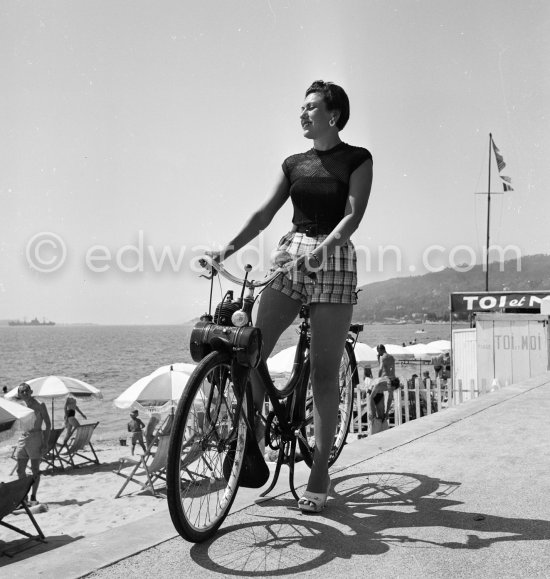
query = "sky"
(1, 0, 549, 325)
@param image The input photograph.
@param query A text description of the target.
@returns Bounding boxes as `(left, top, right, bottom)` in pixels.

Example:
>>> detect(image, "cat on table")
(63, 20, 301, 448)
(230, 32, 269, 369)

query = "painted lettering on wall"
(494, 335, 542, 351)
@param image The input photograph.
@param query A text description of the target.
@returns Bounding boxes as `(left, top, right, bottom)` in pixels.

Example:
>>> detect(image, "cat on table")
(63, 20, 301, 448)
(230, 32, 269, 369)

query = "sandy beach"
(0, 440, 170, 564)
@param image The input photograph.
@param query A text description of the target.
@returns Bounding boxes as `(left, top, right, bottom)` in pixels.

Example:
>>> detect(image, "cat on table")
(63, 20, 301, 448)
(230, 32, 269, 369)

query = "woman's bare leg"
(250, 287, 302, 412)
(306, 302, 353, 494)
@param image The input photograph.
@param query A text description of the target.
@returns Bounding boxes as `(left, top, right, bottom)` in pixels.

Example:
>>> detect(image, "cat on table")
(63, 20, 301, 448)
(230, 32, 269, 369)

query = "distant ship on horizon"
(8, 317, 56, 326)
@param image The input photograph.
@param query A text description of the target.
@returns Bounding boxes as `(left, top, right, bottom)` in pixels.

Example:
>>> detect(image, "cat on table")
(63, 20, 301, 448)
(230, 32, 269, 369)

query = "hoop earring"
(329, 118, 336, 127)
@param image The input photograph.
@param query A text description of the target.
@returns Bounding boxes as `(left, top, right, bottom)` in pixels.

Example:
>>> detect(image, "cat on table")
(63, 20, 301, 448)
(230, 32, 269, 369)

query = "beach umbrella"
(113, 367, 194, 414)
(0, 398, 35, 443)
(5, 376, 103, 401)
(383, 344, 415, 361)
(5, 376, 103, 426)
(405, 343, 444, 361)
(353, 342, 379, 367)
(268, 342, 379, 373)
(150, 362, 197, 377)
(267, 346, 300, 376)
(426, 340, 451, 352)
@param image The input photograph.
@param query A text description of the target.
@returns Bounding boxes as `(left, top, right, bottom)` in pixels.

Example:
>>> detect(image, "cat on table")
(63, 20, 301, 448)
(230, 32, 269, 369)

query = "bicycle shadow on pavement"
(188, 471, 550, 576)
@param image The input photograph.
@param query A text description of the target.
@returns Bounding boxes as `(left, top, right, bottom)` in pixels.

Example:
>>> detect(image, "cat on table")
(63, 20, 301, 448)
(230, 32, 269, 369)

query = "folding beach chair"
(57, 422, 100, 469)
(114, 434, 170, 498)
(0, 475, 46, 557)
(41, 427, 66, 472)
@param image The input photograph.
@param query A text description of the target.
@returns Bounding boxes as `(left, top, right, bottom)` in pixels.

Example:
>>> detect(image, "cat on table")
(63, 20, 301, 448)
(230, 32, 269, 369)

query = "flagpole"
(485, 133, 492, 291)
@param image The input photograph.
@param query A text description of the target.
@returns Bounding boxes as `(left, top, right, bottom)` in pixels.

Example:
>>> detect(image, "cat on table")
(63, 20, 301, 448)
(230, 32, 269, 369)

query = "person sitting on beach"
(127, 410, 146, 455)
(15, 382, 51, 505)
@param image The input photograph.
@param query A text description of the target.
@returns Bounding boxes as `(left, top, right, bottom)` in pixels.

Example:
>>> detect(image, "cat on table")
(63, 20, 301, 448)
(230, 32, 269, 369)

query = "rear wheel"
(299, 341, 356, 467)
(167, 351, 252, 542)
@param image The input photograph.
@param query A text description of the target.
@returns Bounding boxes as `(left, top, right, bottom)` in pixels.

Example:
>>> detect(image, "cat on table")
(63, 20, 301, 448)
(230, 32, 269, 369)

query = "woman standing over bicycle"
(208, 80, 373, 513)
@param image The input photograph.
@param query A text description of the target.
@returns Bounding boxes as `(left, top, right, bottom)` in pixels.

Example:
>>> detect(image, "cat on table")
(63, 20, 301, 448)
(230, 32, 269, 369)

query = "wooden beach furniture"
(57, 422, 100, 469)
(0, 475, 46, 557)
(41, 427, 66, 472)
(114, 433, 170, 498)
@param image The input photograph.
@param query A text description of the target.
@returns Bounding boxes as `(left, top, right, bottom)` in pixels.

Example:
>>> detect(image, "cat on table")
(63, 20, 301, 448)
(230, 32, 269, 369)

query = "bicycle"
(166, 255, 363, 542)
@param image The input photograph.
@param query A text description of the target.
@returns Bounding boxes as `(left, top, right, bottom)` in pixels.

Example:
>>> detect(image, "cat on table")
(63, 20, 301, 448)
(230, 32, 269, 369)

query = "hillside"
(355, 253, 550, 322)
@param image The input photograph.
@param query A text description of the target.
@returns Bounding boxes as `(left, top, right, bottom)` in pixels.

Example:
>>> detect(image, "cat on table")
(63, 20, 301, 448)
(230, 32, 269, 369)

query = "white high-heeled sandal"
(298, 478, 331, 513)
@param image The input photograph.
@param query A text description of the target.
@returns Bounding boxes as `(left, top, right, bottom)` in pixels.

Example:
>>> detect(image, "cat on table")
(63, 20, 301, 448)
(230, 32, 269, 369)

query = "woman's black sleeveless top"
(282, 142, 372, 230)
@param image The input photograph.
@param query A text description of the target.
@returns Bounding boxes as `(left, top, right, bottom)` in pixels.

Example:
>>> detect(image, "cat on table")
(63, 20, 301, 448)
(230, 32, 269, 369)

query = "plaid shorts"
(269, 231, 358, 305)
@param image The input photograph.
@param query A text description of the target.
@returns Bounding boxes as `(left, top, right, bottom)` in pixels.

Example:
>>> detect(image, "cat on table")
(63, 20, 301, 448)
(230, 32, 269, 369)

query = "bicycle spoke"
(167, 351, 251, 542)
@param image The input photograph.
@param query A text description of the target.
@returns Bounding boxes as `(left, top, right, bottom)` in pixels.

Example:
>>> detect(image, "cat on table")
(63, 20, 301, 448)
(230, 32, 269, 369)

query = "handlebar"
(199, 255, 295, 289)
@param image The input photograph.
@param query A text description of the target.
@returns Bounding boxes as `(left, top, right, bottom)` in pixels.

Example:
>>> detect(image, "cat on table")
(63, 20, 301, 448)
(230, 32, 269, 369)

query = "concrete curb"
(6, 372, 550, 578)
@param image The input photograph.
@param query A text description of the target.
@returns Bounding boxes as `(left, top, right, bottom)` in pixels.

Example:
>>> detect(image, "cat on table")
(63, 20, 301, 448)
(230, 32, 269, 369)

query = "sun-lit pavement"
(7, 373, 550, 579)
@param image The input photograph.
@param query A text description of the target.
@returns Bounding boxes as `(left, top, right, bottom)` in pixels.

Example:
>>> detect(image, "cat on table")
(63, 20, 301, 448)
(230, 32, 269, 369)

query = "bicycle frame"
(192, 256, 362, 500)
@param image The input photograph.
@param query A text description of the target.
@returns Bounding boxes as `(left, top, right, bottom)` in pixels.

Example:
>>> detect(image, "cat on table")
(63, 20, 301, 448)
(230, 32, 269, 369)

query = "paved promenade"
(7, 373, 550, 579)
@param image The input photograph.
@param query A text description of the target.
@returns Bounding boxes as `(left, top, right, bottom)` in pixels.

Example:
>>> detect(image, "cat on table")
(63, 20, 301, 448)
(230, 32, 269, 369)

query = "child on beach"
(127, 410, 146, 455)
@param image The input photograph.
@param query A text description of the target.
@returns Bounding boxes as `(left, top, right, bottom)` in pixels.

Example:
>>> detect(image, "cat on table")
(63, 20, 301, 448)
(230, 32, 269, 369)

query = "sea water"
(0, 322, 461, 442)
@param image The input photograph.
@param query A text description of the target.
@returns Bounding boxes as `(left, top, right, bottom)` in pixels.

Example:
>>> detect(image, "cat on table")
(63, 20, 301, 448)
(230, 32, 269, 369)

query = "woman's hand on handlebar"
(276, 252, 318, 282)
(271, 250, 318, 273)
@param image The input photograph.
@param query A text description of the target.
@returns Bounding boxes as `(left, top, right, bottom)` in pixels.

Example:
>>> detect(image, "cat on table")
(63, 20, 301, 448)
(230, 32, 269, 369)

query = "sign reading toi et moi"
(450, 291, 550, 314)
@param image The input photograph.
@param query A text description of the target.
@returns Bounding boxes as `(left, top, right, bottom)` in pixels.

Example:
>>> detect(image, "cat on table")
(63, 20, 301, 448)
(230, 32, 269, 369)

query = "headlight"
(231, 309, 249, 327)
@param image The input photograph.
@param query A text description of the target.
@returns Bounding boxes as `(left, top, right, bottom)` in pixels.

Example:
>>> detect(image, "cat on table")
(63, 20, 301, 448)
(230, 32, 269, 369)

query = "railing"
(451, 377, 503, 403)
(350, 377, 450, 437)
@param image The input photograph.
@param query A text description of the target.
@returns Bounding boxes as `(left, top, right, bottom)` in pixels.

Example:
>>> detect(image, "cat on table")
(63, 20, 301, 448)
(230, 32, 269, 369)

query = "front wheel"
(166, 350, 252, 543)
(298, 341, 357, 467)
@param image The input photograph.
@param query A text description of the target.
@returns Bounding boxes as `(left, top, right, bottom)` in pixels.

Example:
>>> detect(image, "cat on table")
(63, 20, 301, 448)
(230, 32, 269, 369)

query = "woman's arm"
(309, 158, 373, 264)
(214, 170, 290, 261)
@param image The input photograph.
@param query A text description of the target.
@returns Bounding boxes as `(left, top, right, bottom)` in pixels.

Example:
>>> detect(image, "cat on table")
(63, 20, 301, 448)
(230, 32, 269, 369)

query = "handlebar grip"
(199, 257, 217, 276)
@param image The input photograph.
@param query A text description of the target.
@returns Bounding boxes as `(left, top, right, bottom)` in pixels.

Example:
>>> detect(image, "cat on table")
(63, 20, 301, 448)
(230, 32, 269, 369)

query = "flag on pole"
(491, 138, 514, 191)
(492, 141, 506, 172)
(500, 175, 513, 192)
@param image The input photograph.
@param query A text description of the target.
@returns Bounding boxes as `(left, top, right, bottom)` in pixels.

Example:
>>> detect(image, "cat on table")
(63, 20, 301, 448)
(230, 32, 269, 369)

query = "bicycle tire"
(298, 341, 356, 467)
(166, 350, 252, 543)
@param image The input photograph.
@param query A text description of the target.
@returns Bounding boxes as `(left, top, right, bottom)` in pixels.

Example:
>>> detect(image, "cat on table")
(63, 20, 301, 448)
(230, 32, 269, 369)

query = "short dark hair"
(305, 80, 350, 130)
(376, 344, 386, 354)
(18, 382, 32, 396)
